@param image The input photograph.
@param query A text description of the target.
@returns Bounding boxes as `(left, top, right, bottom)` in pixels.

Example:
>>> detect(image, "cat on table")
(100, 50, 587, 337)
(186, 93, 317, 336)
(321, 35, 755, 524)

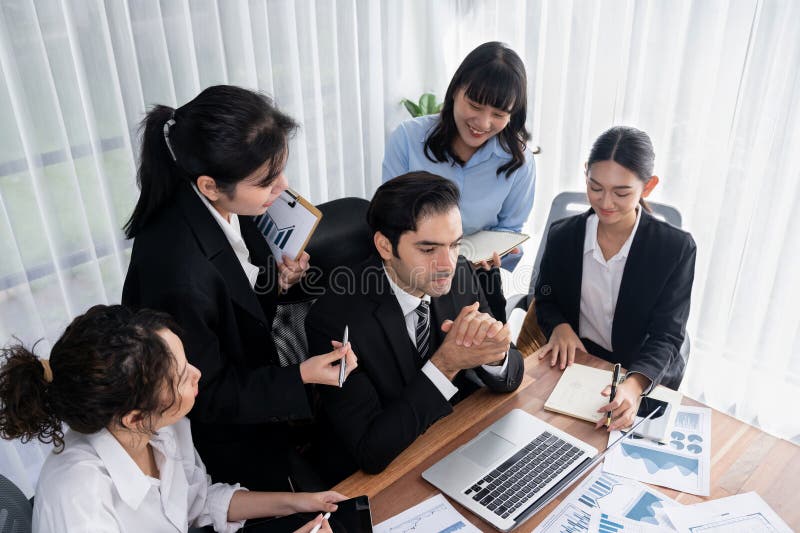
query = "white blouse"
(33, 418, 245, 533)
(578, 208, 642, 352)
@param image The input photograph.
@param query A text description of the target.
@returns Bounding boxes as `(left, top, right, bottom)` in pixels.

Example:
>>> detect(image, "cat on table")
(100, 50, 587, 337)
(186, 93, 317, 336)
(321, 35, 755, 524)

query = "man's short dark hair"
(367, 172, 460, 256)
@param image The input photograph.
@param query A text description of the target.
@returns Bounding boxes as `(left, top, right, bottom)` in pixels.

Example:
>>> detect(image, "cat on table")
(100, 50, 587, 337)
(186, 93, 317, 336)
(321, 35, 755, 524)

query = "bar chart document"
(256, 189, 322, 261)
(374, 494, 481, 533)
(663, 492, 792, 532)
(533, 467, 681, 532)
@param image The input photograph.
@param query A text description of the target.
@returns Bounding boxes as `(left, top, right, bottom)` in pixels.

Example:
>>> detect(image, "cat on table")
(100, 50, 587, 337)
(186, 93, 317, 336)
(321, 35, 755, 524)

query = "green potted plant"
(400, 92, 443, 117)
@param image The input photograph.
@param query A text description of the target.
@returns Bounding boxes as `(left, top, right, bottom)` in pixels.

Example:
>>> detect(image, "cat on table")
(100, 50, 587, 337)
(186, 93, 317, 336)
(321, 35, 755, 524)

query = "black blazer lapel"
(612, 210, 652, 352)
(176, 184, 269, 326)
(365, 261, 420, 385)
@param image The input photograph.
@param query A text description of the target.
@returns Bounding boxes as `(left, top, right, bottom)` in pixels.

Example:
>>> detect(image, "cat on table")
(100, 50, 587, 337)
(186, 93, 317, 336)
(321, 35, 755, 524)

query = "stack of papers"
(374, 494, 480, 533)
(603, 405, 712, 496)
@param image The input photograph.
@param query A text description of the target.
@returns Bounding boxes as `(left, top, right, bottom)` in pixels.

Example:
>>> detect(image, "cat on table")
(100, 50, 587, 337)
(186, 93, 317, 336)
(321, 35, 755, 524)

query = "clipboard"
(255, 188, 322, 261)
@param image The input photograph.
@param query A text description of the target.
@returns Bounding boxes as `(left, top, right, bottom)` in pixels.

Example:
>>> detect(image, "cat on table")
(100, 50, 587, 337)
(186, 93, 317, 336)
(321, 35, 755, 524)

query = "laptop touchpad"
(461, 431, 516, 468)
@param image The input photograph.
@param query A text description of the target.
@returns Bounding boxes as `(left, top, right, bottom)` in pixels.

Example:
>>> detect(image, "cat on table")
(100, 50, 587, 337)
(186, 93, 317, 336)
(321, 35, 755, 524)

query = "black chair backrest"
(305, 197, 373, 287)
(0, 474, 32, 533)
(272, 197, 373, 366)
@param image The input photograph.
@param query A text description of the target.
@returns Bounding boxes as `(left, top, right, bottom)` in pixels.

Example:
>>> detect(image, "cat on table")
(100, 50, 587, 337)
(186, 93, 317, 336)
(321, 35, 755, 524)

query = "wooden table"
(333, 352, 800, 531)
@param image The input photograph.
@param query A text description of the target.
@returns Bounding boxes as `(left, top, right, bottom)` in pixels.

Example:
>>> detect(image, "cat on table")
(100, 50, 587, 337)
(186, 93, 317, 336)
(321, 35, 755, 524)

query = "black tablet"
(243, 495, 373, 532)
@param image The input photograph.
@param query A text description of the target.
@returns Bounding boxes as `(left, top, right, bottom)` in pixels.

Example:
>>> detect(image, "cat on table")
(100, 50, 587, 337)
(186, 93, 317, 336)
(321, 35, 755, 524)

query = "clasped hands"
(430, 302, 510, 380)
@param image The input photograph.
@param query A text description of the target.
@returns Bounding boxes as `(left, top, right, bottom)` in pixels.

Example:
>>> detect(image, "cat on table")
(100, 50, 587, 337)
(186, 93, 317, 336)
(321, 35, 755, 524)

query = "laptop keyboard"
(463, 431, 583, 519)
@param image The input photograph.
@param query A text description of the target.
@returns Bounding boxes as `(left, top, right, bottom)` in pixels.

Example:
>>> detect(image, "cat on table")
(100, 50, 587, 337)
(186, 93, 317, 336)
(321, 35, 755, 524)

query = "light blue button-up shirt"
(381, 115, 537, 236)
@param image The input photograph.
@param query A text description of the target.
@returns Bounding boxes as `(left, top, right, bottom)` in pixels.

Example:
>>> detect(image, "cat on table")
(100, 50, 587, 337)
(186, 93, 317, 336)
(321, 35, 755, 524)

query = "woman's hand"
(476, 251, 503, 271)
(532, 323, 586, 370)
(299, 341, 357, 386)
(294, 513, 332, 533)
(289, 491, 347, 514)
(278, 251, 310, 292)
(594, 374, 649, 431)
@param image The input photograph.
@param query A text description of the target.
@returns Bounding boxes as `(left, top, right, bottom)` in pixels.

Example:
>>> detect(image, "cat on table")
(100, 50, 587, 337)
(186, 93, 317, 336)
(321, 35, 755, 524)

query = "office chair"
(510, 191, 690, 376)
(0, 474, 32, 533)
(271, 197, 373, 366)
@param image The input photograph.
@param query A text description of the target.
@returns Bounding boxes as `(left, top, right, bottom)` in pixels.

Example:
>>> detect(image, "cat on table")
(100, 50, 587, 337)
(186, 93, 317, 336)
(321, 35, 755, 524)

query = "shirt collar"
(584, 207, 643, 262)
(383, 265, 431, 317)
(86, 428, 154, 510)
(191, 183, 246, 250)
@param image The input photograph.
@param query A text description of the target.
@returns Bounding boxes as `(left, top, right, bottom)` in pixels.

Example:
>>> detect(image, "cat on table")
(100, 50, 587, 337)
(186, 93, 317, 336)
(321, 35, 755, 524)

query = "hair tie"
(163, 111, 177, 162)
(40, 358, 53, 383)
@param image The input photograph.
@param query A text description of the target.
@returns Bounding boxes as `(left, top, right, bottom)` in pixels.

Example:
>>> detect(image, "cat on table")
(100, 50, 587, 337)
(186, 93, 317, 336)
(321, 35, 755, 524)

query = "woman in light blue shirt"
(382, 41, 536, 271)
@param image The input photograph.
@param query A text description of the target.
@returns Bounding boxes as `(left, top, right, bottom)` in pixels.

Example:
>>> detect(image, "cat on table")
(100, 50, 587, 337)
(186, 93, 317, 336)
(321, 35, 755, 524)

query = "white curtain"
(0, 0, 798, 496)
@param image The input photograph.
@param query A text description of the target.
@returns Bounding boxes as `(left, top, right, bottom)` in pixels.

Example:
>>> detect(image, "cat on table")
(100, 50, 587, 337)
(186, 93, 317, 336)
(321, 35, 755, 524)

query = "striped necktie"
(415, 300, 431, 360)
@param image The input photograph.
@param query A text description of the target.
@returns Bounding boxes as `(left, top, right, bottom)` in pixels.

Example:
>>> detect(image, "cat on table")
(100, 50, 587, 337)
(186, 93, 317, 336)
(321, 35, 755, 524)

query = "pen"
(607, 363, 621, 427)
(309, 512, 331, 533)
(338, 325, 349, 388)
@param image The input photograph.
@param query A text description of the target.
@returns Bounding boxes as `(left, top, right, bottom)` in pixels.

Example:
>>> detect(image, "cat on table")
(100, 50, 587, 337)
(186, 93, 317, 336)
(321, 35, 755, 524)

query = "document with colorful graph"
(533, 467, 681, 532)
(373, 493, 480, 533)
(256, 189, 322, 261)
(602, 405, 711, 496)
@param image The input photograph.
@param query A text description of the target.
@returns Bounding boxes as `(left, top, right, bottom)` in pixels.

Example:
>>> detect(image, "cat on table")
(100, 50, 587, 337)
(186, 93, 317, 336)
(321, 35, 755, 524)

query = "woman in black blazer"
(534, 126, 696, 431)
(121, 85, 356, 491)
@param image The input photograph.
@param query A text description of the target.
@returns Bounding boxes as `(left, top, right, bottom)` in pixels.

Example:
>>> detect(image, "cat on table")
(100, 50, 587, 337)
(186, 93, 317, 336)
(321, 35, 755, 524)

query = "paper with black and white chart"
(256, 190, 321, 261)
(663, 491, 792, 533)
(602, 405, 711, 496)
(532, 467, 681, 533)
(373, 493, 480, 533)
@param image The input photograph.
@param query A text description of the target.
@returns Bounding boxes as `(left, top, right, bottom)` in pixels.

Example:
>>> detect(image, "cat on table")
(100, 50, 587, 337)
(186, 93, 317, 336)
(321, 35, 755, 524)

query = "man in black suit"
(305, 172, 525, 484)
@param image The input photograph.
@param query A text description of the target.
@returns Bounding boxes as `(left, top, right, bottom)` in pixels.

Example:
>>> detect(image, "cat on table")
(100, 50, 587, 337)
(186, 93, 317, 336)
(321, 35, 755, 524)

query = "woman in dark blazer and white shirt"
(534, 126, 696, 431)
(122, 85, 357, 491)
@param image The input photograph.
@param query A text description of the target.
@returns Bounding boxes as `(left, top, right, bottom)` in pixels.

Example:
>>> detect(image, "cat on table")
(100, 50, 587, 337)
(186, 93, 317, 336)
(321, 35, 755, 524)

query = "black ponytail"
(124, 85, 299, 238)
(123, 105, 180, 238)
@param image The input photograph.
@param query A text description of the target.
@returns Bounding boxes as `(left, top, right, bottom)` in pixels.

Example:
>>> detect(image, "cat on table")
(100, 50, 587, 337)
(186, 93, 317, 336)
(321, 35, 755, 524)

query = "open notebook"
(544, 363, 682, 443)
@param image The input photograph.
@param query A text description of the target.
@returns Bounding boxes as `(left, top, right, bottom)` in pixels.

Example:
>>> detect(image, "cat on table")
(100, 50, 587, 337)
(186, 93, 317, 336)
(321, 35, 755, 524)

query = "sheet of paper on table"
(533, 466, 682, 532)
(663, 491, 792, 533)
(373, 493, 481, 533)
(602, 405, 711, 496)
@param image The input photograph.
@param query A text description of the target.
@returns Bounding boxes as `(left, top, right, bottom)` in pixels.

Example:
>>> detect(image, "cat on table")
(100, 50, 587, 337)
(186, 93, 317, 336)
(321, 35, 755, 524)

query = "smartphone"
(243, 495, 373, 532)
(632, 397, 671, 441)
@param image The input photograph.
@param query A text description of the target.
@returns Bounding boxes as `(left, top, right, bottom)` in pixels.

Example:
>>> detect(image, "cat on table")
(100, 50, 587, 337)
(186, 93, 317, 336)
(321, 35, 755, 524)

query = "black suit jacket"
(534, 209, 696, 390)
(305, 256, 524, 483)
(122, 182, 312, 490)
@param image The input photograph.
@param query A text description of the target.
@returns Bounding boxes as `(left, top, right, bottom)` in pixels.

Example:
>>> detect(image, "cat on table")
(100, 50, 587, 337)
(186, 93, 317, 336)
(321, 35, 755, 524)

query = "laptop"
(422, 407, 659, 531)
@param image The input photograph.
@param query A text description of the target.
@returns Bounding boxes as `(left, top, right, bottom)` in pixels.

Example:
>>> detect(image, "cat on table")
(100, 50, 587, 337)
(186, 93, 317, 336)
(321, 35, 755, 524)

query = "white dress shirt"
(579, 208, 642, 352)
(33, 418, 245, 533)
(192, 184, 261, 288)
(383, 268, 508, 401)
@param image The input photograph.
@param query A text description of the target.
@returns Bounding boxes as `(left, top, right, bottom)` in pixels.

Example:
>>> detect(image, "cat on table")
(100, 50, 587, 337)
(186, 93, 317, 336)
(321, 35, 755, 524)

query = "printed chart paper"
(533, 467, 680, 533)
(603, 405, 711, 496)
(663, 492, 792, 533)
(374, 493, 480, 533)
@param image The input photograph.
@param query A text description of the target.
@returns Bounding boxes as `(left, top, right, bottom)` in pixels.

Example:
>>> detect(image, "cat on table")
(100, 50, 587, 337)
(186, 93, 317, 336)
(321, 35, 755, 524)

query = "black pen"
(607, 363, 621, 427)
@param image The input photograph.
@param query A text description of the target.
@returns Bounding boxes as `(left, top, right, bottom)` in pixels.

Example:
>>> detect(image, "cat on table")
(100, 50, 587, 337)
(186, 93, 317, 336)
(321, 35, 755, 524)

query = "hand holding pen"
(298, 333, 357, 387)
(338, 326, 349, 387)
(607, 363, 621, 427)
(596, 365, 651, 431)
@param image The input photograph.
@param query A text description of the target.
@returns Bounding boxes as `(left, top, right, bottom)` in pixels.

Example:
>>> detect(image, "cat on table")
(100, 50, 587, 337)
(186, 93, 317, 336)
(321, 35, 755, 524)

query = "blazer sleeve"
(628, 235, 697, 389)
(470, 262, 524, 392)
(534, 229, 572, 338)
(151, 284, 311, 424)
(306, 305, 453, 475)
